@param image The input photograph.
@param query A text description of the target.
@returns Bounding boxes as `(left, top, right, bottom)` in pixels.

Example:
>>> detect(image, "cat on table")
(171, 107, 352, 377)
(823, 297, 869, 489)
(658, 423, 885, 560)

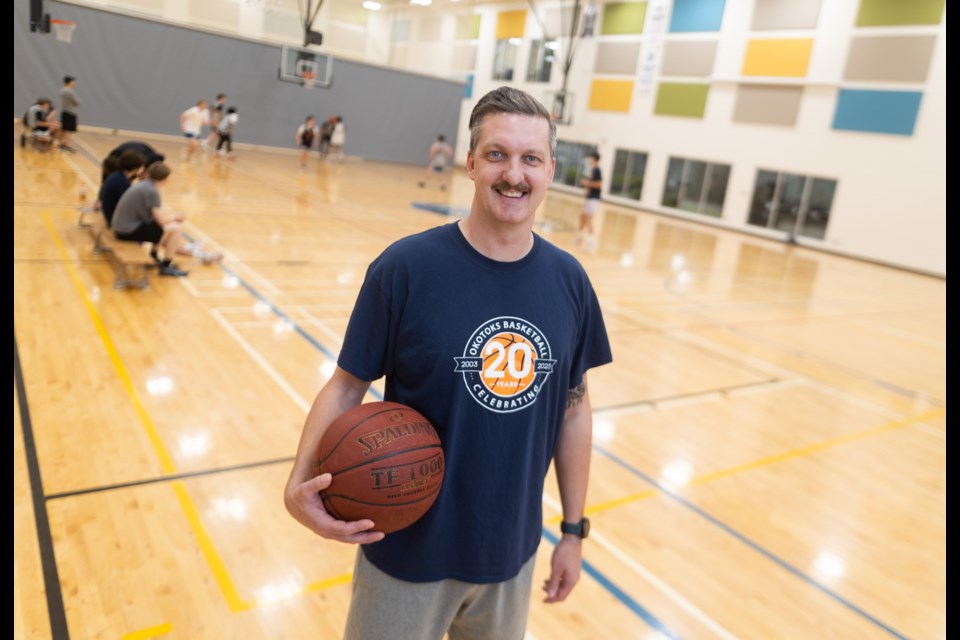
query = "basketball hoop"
(50, 19, 77, 43)
(302, 72, 316, 89)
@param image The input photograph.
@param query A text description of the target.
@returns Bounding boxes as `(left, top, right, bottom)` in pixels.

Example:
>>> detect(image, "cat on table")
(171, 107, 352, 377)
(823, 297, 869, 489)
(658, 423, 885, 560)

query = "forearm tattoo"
(566, 382, 586, 409)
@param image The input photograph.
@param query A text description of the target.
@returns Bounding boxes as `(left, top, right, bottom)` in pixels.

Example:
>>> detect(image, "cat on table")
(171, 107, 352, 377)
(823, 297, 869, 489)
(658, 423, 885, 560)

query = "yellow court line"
(122, 622, 173, 640)
(689, 407, 946, 489)
(579, 407, 946, 518)
(303, 572, 354, 595)
(172, 482, 252, 612)
(41, 212, 251, 613)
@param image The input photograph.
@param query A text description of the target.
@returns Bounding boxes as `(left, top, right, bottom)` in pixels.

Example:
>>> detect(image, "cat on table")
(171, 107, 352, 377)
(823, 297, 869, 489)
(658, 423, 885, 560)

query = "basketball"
(315, 401, 444, 534)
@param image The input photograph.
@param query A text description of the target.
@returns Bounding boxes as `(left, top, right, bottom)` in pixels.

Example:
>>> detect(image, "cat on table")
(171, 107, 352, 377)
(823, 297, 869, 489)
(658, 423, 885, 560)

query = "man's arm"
(543, 378, 593, 603)
(283, 366, 385, 544)
(151, 206, 185, 226)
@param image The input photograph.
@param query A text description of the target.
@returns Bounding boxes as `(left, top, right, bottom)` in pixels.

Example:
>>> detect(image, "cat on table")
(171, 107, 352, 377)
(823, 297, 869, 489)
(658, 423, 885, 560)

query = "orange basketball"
(315, 401, 444, 534)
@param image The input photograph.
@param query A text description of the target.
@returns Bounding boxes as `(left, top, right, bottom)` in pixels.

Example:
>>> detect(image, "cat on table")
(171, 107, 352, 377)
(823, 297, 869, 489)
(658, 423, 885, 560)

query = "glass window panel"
(626, 152, 646, 200)
(679, 160, 707, 212)
(800, 178, 836, 240)
(774, 173, 806, 233)
(492, 39, 518, 81)
(749, 170, 779, 227)
(662, 157, 684, 207)
(526, 39, 555, 83)
(611, 149, 629, 194)
(554, 141, 596, 187)
(702, 163, 730, 217)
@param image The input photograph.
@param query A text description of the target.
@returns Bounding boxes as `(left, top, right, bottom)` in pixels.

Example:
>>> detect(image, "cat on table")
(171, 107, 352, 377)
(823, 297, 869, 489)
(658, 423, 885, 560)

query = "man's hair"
(36, 97, 52, 107)
(589, 152, 600, 161)
(63, 76, 75, 85)
(217, 93, 226, 100)
(148, 163, 171, 182)
(437, 134, 446, 142)
(117, 150, 147, 173)
(226, 107, 237, 115)
(468, 86, 556, 158)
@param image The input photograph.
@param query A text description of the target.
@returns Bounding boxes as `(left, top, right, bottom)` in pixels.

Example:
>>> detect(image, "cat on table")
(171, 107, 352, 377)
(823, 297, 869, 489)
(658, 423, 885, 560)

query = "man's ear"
(466, 150, 475, 178)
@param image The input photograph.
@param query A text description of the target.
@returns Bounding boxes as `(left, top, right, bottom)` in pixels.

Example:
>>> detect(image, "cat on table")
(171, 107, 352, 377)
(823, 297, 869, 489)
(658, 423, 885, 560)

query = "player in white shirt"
(180, 99, 209, 161)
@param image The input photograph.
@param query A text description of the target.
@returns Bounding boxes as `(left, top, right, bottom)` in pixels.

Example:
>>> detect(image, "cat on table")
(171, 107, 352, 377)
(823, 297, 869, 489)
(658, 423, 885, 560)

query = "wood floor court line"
(590, 442, 914, 640)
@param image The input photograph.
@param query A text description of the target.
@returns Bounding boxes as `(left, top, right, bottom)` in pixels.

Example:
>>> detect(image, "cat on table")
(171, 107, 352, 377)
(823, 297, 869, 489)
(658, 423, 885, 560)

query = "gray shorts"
(582, 198, 600, 215)
(344, 550, 536, 640)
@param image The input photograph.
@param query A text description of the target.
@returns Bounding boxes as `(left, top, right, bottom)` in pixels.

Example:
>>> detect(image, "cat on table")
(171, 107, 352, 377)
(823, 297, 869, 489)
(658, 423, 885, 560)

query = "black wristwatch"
(560, 517, 590, 539)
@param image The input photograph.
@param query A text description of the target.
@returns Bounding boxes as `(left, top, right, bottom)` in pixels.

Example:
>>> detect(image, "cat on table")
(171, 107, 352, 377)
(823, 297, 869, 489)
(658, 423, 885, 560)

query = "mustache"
(492, 180, 531, 194)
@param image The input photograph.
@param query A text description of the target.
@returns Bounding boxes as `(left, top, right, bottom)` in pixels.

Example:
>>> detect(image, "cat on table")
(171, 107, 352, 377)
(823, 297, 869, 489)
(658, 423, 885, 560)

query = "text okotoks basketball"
(454, 316, 556, 413)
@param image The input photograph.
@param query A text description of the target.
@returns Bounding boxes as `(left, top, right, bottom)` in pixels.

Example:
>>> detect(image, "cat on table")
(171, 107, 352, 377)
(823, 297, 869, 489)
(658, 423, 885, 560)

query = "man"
(180, 99, 209, 161)
(204, 93, 227, 151)
(58, 76, 80, 152)
(99, 150, 146, 227)
(576, 152, 602, 248)
(284, 86, 612, 639)
(21, 97, 60, 150)
(418, 133, 454, 190)
(111, 162, 222, 276)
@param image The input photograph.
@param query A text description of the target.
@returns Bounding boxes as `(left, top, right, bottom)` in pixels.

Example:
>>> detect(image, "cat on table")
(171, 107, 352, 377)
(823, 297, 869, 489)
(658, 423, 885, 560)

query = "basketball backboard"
(279, 44, 333, 88)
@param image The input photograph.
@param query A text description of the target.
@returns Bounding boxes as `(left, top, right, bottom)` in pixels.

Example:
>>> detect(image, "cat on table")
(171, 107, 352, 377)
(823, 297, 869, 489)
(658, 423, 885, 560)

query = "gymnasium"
(14, 0, 945, 638)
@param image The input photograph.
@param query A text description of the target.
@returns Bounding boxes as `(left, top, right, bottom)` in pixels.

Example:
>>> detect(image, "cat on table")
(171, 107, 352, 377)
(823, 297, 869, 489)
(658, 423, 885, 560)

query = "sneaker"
(159, 264, 189, 277)
(198, 250, 223, 265)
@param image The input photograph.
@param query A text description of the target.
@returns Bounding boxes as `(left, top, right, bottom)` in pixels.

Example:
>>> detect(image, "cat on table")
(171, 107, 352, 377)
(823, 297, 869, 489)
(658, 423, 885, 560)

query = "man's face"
(466, 112, 555, 228)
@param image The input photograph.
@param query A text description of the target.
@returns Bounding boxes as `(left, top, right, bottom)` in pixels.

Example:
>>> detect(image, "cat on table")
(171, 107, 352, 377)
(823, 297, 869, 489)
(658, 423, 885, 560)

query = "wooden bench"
(85, 211, 156, 290)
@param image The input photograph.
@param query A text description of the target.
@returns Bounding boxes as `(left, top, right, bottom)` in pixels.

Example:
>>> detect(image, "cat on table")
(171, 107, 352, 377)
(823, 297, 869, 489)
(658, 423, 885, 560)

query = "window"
(526, 39, 557, 83)
(661, 157, 731, 217)
(610, 149, 648, 200)
(554, 140, 598, 188)
(748, 170, 837, 240)
(492, 39, 519, 81)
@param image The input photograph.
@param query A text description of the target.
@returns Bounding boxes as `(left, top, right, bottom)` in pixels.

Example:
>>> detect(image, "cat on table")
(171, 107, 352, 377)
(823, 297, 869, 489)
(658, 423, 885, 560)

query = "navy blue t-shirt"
(337, 222, 612, 583)
(98, 171, 133, 227)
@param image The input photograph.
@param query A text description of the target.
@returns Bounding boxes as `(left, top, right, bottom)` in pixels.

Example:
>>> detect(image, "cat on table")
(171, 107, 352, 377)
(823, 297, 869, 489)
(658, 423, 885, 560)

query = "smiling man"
(285, 86, 612, 640)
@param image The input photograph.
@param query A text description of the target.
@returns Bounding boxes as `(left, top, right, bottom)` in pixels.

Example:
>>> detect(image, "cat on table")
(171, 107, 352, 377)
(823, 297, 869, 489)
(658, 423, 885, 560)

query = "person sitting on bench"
(110, 162, 222, 277)
(99, 150, 147, 228)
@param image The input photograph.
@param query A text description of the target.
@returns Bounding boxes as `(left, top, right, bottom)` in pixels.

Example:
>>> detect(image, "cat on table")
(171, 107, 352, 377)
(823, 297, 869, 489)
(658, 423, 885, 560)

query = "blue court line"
(592, 444, 912, 640)
(212, 265, 675, 629)
(542, 529, 682, 639)
(412, 202, 470, 218)
(215, 262, 384, 400)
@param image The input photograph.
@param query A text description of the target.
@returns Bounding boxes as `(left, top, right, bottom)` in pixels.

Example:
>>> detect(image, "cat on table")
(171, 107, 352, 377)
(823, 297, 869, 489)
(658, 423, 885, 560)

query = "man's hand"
(542, 536, 583, 603)
(284, 472, 385, 544)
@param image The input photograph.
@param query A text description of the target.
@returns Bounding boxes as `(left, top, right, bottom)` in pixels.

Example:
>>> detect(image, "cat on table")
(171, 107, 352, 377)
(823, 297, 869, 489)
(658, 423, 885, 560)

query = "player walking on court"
(180, 99, 209, 161)
(329, 116, 346, 162)
(296, 116, 320, 169)
(203, 93, 226, 151)
(418, 134, 454, 190)
(576, 152, 602, 248)
(58, 76, 80, 152)
(285, 86, 612, 640)
(215, 107, 239, 159)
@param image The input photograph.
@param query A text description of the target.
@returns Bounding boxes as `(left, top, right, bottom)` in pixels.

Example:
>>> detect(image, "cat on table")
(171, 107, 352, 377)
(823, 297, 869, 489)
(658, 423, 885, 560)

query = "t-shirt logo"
(454, 316, 556, 413)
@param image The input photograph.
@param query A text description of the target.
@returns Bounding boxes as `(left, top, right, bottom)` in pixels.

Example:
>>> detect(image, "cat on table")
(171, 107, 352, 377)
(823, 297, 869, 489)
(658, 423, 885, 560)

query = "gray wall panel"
(14, 1, 465, 165)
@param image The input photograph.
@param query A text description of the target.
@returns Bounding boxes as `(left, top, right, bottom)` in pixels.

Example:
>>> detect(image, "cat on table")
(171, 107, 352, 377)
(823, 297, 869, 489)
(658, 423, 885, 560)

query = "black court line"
(595, 377, 782, 413)
(14, 332, 70, 640)
(46, 456, 295, 501)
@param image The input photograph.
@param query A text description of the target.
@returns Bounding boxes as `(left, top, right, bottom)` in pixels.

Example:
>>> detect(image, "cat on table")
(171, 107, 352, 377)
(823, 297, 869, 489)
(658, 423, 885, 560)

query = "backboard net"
(51, 19, 76, 43)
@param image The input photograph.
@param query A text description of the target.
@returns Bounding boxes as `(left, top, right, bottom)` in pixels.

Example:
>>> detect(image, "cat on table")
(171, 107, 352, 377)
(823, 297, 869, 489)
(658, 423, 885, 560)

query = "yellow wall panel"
(588, 79, 634, 112)
(496, 10, 527, 39)
(742, 38, 813, 77)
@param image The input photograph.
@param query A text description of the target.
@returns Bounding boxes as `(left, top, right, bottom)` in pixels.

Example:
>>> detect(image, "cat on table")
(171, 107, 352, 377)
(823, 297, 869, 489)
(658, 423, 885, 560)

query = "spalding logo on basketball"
(314, 401, 444, 534)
